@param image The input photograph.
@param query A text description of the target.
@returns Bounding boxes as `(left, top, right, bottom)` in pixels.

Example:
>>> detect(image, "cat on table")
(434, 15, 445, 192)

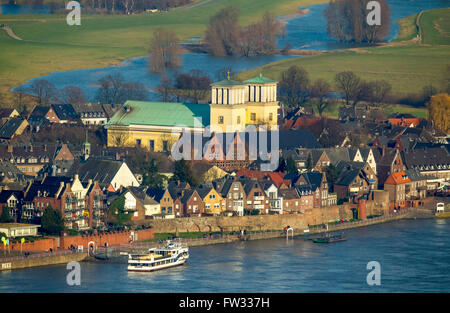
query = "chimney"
(7, 145, 13, 153)
(116, 153, 121, 161)
(44, 144, 47, 152)
(29, 144, 33, 152)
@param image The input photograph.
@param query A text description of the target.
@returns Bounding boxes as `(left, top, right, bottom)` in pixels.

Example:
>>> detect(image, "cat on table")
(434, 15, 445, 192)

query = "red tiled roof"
(384, 171, 411, 185)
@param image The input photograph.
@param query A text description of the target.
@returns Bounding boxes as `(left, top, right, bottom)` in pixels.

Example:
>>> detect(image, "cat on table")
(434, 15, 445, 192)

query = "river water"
(0, 218, 449, 293)
(9, 0, 450, 100)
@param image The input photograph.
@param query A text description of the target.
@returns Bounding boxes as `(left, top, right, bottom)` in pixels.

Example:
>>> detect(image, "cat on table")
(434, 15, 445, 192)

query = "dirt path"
(0, 25, 22, 41)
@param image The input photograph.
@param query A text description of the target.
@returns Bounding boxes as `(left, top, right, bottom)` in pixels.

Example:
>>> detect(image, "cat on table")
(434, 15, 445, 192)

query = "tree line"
(324, 0, 391, 44)
(204, 6, 285, 57)
(16, 0, 194, 15)
(278, 65, 393, 115)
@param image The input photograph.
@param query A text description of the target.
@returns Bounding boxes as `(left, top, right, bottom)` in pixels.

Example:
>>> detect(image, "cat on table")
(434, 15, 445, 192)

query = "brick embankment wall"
(60, 228, 154, 251)
(148, 204, 364, 234)
(9, 238, 58, 252)
(0, 252, 87, 271)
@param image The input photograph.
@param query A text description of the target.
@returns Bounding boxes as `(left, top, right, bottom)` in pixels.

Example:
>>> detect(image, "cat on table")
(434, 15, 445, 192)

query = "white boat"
(127, 241, 189, 272)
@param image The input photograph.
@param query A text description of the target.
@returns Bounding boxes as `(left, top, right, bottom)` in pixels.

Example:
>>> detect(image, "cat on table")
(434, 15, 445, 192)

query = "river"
(9, 0, 450, 100)
(0, 218, 449, 293)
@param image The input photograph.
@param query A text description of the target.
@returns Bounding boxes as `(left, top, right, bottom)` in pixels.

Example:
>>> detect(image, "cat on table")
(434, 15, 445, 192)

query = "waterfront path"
(0, 250, 87, 271)
(104, 207, 425, 255)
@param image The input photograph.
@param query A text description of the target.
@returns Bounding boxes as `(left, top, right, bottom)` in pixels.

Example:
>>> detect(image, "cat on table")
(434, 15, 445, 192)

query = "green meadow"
(235, 7, 450, 118)
(0, 0, 328, 102)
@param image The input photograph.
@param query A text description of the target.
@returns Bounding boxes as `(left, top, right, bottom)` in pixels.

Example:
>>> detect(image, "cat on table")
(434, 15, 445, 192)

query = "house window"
(251, 113, 256, 121)
(149, 140, 155, 151)
(269, 113, 273, 121)
(162, 141, 169, 152)
(218, 116, 224, 124)
(237, 116, 241, 124)
(136, 139, 141, 147)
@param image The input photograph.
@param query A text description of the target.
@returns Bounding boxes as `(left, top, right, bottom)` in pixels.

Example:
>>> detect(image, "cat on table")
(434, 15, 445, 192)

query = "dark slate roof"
(300, 172, 323, 190)
(146, 188, 166, 203)
(279, 188, 299, 200)
(29, 106, 51, 118)
(402, 147, 450, 171)
(0, 117, 26, 139)
(180, 189, 196, 203)
(295, 184, 314, 195)
(324, 148, 351, 164)
(0, 108, 16, 119)
(0, 160, 29, 185)
(335, 160, 365, 173)
(51, 104, 78, 121)
(335, 168, 361, 186)
(24, 176, 72, 202)
(0, 190, 24, 203)
(27, 115, 50, 129)
(67, 158, 123, 187)
(128, 186, 158, 205)
(403, 169, 433, 181)
(279, 129, 321, 150)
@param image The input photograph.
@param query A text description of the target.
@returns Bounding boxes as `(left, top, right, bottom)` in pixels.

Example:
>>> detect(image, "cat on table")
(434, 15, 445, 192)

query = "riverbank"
(0, 251, 87, 271)
(114, 207, 426, 254)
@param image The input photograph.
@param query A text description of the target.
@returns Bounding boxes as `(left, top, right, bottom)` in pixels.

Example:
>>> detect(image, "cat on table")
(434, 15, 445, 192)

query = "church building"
(105, 73, 279, 152)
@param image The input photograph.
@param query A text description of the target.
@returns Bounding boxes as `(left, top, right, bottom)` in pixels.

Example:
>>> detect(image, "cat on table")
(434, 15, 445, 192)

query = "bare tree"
(335, 71, 361, 106)
(311, 79, 331, 116)
(279, 65, 310, 107)
(28, 79, 58, 105)
(59, 86, 87, 105)
(324, 0, 390, 44)
(369, 80, 391, 106)
(148, 27, 182, 73)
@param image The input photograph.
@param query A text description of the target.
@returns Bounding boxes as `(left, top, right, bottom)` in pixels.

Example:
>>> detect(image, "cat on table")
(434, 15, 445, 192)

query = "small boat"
(127, 241, 189, 272)
(313, 233, 346, 243)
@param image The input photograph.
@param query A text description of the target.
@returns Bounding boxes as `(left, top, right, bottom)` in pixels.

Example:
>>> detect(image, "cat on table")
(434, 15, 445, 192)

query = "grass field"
(235, 7, 450, 118)
(0, 0, 328, 104)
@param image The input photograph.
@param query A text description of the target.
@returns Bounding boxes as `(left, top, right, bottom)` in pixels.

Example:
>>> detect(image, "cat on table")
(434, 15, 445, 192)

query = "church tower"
(243, 73, 279, 129)
(82, 130, 91, 161)
(210, 72, 247, 133)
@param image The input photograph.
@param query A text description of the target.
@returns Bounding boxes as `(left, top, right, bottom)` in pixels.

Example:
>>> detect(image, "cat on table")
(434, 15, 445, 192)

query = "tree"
(325, 164, 340, 192)
(335, 71, 361, 107)
(324, 0, 390, 44)
(279, 65, 310, 106)
(174, 69, 211, 103)
(148, 27, 182, 73)
(94, 74, 147, 104)
(311, 78, 331, 116)
(286, 156, 298, 174)
(142, 159, 167, 189)
(369, 80, 391, 106)
(28, 79, 58, 105)
(306, 153, 313, 171)
(40, 205, 65, 235)
(59, 85, 87, 105)
(13, 85, 28, 114)
(427, 93, 450, 134)
(157, 75, 174, 102)
(0, 207, 12, 223)
(423, 84, 438, 103)
(205, 6, 241, 56)
(171, 159, 198, 187)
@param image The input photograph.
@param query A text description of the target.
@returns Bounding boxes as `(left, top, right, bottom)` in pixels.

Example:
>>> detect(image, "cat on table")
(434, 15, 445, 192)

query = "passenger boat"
(127, 241, 189, 272)
(313, 233, 346, 243)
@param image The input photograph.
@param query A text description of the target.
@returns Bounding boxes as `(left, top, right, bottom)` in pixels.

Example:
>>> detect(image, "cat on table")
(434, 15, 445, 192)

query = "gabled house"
(51, 103, 79, 124)
(279, 186, 313, 213)
(0, 117, 29, 140)
(213, 177, 245, 216)
(125, 186, 163, 221)
(67, 158, 140, 192)
(0, 189, 24, 222)
(180, 189, 204, 217)
(373, 147, 405, 189)
(196, 183, 226, 216)
(242, 179, 270, 214)
(0, 108, 20, 127)
(293, 172, 335, 207)
(384, 171, 411, 211)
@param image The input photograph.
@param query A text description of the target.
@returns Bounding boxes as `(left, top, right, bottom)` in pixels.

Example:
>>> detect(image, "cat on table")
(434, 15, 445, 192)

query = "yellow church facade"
(105, 74, 279, 152)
